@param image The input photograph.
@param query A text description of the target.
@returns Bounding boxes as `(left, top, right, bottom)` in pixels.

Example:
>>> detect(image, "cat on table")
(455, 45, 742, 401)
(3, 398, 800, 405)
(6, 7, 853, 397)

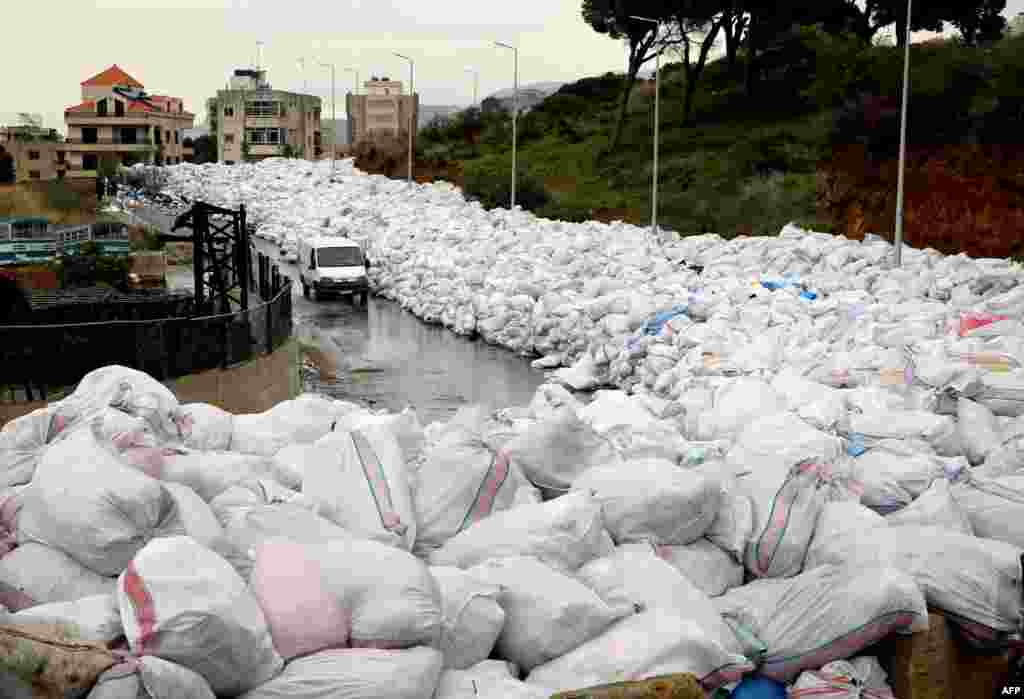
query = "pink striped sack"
(713, 564, 927, 682)
(118, 536, 282, 696)
(789, 657, 895, 699)
(412, 429, 539, 556)
(302, 423, 417, 550)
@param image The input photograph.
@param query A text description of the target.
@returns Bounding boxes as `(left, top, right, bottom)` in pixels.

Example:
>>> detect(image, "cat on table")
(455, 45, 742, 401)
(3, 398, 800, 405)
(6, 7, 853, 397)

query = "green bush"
(130, 226, 166, 252)
(462, 159, 550, 212)
(537, 199, 592, 223)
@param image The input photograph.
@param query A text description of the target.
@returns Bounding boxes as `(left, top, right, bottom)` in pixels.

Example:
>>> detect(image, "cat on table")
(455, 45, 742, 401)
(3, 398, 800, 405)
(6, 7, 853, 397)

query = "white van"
(297, 236, 369, 304)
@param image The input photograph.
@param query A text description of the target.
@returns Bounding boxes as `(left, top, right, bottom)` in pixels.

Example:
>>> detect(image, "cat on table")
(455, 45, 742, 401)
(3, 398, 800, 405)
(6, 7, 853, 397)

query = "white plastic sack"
(576, 545, 744, 655)
(157, 483, 224, 548)
(436, 661, 547, 699)
(238, 647, 443, 699)
(332, 407, 426, 463)
(648, 540, 745, 598)
(885, 479, 973, 534)
(790, 657, 895, 699)
(950, 474, 1024, 548)
(160, 451, 277, 502)
(468, 556, 634, 672)
(317, 537, 443, 649)
(738, 460, 848, 579)
(958, 398, 1003, 466)
(806, 501, 888, 565)
(805, 525, 1023, 637)
(703, 490, 754, 560)
(413, 435, 538, 556)
(68, 365, 183, 442)
(10, 594, 122, 644)
(118, 536, 282, 695)
(269, 443, 315, 490)
(714, 564, 927, 682)
(17, 429, 175, 575)
(430, 566, 506, 670)
(525, 610, 753, 693)
(87, 656, 216, 699)
(302, 425, 416, 550)
(0, 543, 115, 607)
(177, 403, 234, 452)
(429, 491, 614, 574)
(726, 412, 844, 478)
(502, 407, 621, 499)
(697, 378, 787, 441)
(0, 406, 67, 488)
(851, 443, 960, 513)
(230, 394, 345, 456)
(572, 459, 722, 546)
(529, 384, 582, 422)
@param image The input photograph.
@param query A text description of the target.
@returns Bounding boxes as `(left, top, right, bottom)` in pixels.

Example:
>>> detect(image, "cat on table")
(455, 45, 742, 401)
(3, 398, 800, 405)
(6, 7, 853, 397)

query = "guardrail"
(0, 265, 292, 402)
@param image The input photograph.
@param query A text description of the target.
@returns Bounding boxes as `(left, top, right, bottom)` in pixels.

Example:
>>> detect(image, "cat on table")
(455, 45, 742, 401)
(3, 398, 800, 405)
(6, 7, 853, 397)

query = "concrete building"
(346, 77, 419, 149)
(0, 127, 67, 183)
(63, 65, 195, 178)
(207, 69, 323, 164)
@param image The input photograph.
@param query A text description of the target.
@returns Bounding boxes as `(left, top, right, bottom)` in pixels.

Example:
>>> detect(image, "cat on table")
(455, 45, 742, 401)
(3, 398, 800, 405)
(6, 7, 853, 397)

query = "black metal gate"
(166, 202, 250, 316)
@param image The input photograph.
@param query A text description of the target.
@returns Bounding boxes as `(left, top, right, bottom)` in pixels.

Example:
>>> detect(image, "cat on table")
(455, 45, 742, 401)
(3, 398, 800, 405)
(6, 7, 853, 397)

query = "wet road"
(170, 234, 547, 425)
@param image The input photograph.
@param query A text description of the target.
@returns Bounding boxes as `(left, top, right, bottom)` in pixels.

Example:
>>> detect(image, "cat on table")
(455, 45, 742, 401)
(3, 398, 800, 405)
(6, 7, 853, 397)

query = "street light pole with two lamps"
(494, 41, 518, 209)
(393, 53, 415, 184)
(630, 15, 662, 245)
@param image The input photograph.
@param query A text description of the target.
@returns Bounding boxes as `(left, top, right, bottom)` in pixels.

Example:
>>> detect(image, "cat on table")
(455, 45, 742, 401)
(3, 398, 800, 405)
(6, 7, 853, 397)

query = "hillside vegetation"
(416, 25, 1024, 250)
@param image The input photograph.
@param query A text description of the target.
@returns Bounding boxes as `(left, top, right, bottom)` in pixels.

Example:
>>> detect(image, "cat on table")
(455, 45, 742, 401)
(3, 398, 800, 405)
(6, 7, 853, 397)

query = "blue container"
(729, 675, 787, 699)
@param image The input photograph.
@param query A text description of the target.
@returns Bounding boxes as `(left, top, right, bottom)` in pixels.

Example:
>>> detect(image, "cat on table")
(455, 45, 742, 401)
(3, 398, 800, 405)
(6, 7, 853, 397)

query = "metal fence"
(0, 258, 292, 402)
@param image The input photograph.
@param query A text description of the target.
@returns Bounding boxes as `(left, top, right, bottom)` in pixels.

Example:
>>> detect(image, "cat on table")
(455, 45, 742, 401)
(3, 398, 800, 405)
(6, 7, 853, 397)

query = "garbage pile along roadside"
(3, 158, 1024, 697)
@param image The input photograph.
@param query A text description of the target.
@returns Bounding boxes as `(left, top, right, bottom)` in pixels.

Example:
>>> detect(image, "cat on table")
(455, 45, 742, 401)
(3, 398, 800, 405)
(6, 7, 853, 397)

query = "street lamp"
(494, 41, 518, 209)
(297, 57, 306, 92)
(320, 62, 336, 176)
(464, 67, 479, 106)
(894, 0, 912, 267)
(393, 53, 414, 184)
(630, 15, 661, 243)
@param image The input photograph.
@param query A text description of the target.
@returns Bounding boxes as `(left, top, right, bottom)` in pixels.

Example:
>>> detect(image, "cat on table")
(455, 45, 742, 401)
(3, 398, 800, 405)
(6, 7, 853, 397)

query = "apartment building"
(63, 65, 195, 178)
(207, 69, 323, 164)
(345, 77, 419, 149)
(0, 127, 67, 183)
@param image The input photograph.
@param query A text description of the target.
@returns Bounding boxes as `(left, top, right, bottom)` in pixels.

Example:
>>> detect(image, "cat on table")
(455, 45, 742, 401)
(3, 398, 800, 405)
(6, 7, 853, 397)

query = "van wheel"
(359, 292, 368, 306)
(302, 282, 310, 299)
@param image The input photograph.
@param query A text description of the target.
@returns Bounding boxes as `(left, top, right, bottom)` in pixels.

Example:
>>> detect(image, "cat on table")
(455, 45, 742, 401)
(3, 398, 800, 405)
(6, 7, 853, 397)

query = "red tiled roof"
(127, 101, 160, 113)
(65, 100, 97, 112)
(81, 65, 144, 88)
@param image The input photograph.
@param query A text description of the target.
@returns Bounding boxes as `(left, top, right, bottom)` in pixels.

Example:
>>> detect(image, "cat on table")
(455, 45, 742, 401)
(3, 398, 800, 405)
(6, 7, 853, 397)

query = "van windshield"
(317, 246, 363, 267)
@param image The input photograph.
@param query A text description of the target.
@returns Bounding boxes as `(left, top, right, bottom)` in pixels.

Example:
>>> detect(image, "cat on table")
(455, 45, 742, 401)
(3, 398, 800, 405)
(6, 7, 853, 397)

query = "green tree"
(190, 134, 216, 164)
(950, 0, 1007, 45)
(582, 0, 675, 153)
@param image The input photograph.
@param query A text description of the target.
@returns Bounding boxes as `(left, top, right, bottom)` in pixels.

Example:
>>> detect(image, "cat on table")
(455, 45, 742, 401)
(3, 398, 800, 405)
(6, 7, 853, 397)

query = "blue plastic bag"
(729, 675, 787, 699)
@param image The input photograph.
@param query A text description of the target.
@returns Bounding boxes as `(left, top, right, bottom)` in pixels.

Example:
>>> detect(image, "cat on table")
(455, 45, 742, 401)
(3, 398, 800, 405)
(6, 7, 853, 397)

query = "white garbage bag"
(230, 394, 347, 456)
(525, 610, 753, 694)
(714, 564, 927, 682)
(316, 537, 443, 649)
(0, 543, 115, 607)
(429, 491, 614, 574)
(950, 474, 1024, 548)
(697, 378, 787, 441)
(333, 407, 426, 464)
(430, 566, 506, 670)
(467, 556, 634, 673)
(302, 424, 417, 550)
(576, 545, 745, 656)
(118, 536, 283, 695)
(805, 525, 1023, 637)
(238, 647, 443, 699)
(885, 479, 973, 534)
(703, 489, 754, 560)
(436, 660, 547, 699)
(268, 443, 314, 491)
(67, 365, 183, 442)
(806, 501, 888, 566)
(251, 539, 350, 662)
(17, 428, 175, 575)
(412, 435, 538, 556)
(572, 458, 722, 546)
(647, 540, 745, 598)
(726, 412, 844, 478)
(958, 398, 1003, 466)
(502, 407, 621, 499)
(10, 594, 122, 644)
(87, 656, 216, 699)
(0, 406, 67, 488)
(529, 384, 582, 422)
(157, 483, 224, 549)
(738, 459, 850, 579)
(176, 403, 234, 452)
(160, 451, 277, 502)
(790, 656, 896, 699)
(851, 442, 963, 513)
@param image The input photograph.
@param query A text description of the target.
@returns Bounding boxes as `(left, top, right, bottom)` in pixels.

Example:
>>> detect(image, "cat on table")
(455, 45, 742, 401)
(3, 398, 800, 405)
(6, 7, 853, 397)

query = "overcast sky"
(6, 0, 1024, 132)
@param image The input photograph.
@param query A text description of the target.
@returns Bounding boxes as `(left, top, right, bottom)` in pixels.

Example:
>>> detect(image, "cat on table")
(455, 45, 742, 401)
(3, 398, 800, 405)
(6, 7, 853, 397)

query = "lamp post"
(297, 57, 306, 91)
(494, 41, 518, 209)
(630, 15, 661, 243)
(393, 53, 414, 184)
(345, 67, 360, 95)
(464, 67, 479, 106)
(894, 0, 912, 267)
(320, 62, 336, 176)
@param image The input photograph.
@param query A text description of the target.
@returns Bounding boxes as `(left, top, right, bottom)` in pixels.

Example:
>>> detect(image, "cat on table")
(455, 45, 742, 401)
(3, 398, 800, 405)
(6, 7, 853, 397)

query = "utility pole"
(894, 0, 912, 267)
(494, 42, 518, 209)
(630, 16, 662, 244)
(394, 53, 415, 184)
(320, 62, 336, 176)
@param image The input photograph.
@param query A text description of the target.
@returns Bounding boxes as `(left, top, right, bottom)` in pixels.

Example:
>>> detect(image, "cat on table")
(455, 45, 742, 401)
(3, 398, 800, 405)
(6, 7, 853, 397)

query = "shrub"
(462, 159, 550, 212)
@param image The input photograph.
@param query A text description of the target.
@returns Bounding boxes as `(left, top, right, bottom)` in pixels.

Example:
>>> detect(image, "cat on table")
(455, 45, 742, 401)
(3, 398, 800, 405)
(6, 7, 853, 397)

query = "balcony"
(248, 144, 283, 156)
(65, 112, 190, 124)
(65, 138, 154, 152)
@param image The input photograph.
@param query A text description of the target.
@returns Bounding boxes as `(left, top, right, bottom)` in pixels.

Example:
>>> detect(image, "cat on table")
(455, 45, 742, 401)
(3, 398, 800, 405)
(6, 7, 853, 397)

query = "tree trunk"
(682, 19, 725, 126)
(608, 66, 638, 154)
(744, 12, 758, 98)
(722, 9, 747, 75)
(895, 9, 908, 48)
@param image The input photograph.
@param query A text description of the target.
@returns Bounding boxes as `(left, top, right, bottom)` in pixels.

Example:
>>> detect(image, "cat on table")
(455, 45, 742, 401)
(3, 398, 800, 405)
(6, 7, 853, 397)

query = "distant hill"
(419, 105, 461, 129)
(482, 82, 565, 115)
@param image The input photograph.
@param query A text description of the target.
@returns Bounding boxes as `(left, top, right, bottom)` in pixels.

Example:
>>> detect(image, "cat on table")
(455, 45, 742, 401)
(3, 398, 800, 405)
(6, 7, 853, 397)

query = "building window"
(28, 150, 40, 160)
(246, 127, 284, 145)
(225, 133, 235, 144)
(83, 153, 98, 170)
(115, 100, 125, 117)
(247, 101, 280, 117)
(224, 106, 235, 117)
(57, 151, 65, 163)
(174, 130, 179, 145)
(29, 171, 41, 179)
(97, 100, 108, 117)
